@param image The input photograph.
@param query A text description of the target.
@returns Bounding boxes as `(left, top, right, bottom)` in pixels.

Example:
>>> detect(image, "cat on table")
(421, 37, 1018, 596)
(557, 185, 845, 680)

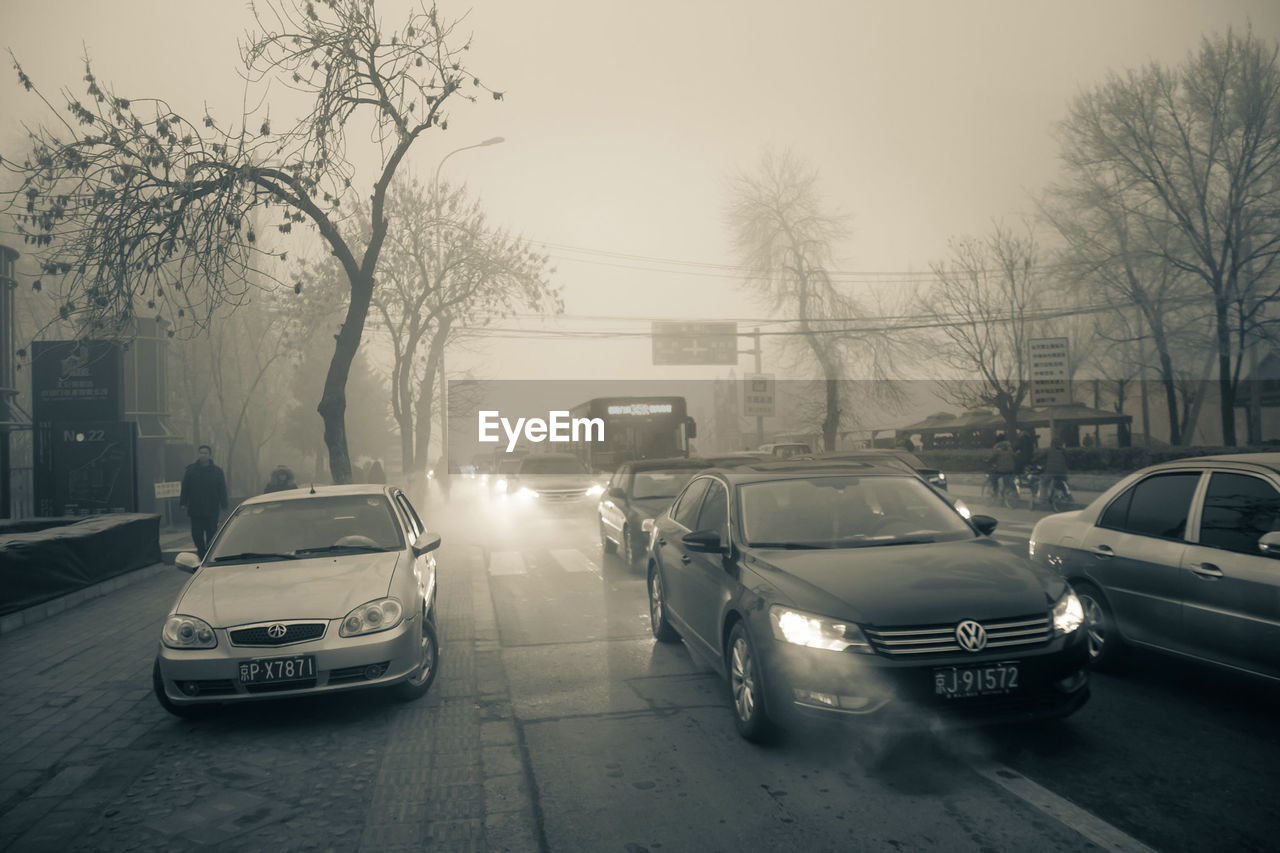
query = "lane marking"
(550, 548, 601, 574)
(488, 550, 527, 576)
(968, 759, 1158, 853)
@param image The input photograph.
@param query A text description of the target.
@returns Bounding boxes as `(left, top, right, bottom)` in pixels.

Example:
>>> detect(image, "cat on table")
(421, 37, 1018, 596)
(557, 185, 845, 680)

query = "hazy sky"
(3, 1, 1277, 387)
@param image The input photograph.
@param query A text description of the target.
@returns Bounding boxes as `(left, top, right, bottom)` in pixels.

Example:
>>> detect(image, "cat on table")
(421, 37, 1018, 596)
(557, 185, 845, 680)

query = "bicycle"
(997, 474, 1023, 509)
(1036, 475, 1074, 513)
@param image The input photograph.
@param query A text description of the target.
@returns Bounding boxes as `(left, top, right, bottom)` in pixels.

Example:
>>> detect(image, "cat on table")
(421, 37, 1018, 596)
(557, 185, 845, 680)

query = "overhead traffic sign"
(651, 322, 739, 365)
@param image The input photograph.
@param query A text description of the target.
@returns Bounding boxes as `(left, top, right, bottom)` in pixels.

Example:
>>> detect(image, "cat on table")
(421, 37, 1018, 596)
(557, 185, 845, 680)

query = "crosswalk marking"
(550, 549, 600, 574)
(488, 550, 527, 576)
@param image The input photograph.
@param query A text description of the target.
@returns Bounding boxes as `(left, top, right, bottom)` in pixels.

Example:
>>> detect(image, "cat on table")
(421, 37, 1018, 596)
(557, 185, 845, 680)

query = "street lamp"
(434, 137, 504, 487)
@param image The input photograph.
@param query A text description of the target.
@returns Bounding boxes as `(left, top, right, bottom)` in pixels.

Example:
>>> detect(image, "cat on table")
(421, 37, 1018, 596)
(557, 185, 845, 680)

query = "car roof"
(238, 484, 394, 506)
(627, 456, 713, 471)
(704, 459, 916, 483)
(1144, 452, 1280, 473)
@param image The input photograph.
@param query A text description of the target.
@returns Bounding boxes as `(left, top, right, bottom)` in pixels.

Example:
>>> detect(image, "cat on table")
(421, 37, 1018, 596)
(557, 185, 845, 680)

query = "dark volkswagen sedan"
(646, 462, 1089, 741)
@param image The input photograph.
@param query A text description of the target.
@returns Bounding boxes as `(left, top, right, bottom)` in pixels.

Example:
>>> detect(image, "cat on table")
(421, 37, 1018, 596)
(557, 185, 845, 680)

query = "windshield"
(208, 495, 404, 562)
(520, 456, 589, 475)
(738, 475, 973, 548)
(631, 469, 699, 499)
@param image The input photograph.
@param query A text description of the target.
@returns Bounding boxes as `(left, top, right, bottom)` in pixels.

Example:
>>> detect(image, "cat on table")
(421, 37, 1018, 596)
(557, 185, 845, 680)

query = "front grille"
(229, 622, 327, 647)
(865, 614, 1051, 657)
(244, 679, 316, 694)
(539, 489, 587, 501)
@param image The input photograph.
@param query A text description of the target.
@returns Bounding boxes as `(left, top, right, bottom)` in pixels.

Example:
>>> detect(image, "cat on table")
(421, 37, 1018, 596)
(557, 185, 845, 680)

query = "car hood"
(517, 474, 595, 490)
(627, 496, 677, 516)
(748, 538, 1064, 626)
(178, 552, 402, 626)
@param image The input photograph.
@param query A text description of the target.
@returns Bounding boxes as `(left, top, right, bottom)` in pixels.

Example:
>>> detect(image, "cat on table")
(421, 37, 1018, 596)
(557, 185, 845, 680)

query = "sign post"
(743, 373, 775, 418)
(1029, 337, 1071, 442)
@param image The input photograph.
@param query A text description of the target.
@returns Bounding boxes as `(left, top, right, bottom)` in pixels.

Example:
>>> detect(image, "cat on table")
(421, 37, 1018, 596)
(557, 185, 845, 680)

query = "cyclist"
(986, 438, 1017, 502)
(1034, 437, 1069, 504)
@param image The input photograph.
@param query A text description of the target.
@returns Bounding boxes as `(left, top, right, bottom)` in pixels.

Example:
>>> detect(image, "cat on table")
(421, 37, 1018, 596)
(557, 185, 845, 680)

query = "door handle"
(1092, 544, 1114, 558)
(1191, 562, 1223, 579)
(680, 554, 692, 564)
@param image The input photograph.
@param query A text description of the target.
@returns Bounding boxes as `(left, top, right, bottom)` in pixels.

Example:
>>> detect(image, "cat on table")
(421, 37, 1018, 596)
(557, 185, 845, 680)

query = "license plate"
(933, 662, 1019, 698)
(238, 656, 316, 684)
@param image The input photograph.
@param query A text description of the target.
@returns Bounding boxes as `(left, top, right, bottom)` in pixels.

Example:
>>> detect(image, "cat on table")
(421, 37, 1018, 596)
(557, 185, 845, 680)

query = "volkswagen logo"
(266, 623, 288, 639)
(955, 620, 987, 652)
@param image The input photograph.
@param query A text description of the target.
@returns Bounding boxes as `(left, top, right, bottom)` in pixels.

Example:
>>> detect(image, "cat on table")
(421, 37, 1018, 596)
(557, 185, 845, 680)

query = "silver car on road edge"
(153, 484, 441, 717)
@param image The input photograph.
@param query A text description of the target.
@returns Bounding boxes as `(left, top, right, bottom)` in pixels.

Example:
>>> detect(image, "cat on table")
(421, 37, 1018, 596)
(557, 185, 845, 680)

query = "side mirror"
(682, 529, 723, 553)
(607, 487, 626, 500)
(1258, 531, 1280, 558)
(970, 514, 998, 536)
(413, 532, 442, 556)
(174, 552, 201, 574)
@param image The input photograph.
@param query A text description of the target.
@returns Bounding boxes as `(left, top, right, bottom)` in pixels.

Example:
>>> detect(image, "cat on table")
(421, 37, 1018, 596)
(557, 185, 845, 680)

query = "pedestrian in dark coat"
(264, 465, 298, 493)
(180, 445, 229, 559)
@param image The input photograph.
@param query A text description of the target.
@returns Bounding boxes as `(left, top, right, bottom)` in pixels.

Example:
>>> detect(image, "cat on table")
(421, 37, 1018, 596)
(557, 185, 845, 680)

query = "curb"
(0, 562, 175, 636)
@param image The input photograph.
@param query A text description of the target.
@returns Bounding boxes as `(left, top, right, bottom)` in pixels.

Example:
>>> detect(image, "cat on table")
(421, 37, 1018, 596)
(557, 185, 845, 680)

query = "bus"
(566, 396, 697, 473)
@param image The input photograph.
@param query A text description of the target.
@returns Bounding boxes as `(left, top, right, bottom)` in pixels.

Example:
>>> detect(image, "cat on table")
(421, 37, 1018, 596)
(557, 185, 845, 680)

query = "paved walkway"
(0, 503, 541, 852)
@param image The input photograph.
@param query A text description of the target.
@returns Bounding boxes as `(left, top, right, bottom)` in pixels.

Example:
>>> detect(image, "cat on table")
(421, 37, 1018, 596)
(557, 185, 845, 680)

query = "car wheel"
(392, 606, 439, 701)
(726, 621, 777, 743)
(600, 521, 617, 554)
(152, 658, 213, 719)
(648, 565, 680, 643)
(1073, 581, 1123, 670)
(1051, 491, 1071, 513)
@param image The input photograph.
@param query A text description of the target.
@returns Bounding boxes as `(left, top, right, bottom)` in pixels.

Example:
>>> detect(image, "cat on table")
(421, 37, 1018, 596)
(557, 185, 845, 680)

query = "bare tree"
(921, 221, 1045, 441)
(725, 149, 896, 451)
(1056, 27, 1280, 445)
(1042, 172, 1208, 444)
(3, 0, 502, 481)
(362, 176, 558, 487)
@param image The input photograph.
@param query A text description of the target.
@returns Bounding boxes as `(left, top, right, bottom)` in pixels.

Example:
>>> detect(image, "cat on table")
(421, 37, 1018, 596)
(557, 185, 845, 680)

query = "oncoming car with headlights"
(645, 461, 1089, 741)
(153, 485, 441, 717)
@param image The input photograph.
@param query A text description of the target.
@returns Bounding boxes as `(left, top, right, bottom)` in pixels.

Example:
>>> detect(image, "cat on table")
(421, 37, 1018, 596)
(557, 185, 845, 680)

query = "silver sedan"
(1028, 452, 1280, 682)
(153, 484, 441, 717)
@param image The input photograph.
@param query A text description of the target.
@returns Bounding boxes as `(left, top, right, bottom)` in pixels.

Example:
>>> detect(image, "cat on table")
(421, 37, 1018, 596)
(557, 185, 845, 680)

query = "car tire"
(392, 607, 439, 702)
(1073, 581, 1123, 671)
(152, 658, 213, 719)
(648, 565, 681, 644)
(600, 521, 617, 554)
(1050, 491, 1071, 513)
(726, 621, 777, 743)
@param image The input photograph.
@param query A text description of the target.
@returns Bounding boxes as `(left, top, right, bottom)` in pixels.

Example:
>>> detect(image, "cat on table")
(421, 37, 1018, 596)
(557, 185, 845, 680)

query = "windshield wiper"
(211, 551, 299, 563)
(838, 536, 936, 548)
(748, 542, 828, 549)
(293, 544, 392, 556)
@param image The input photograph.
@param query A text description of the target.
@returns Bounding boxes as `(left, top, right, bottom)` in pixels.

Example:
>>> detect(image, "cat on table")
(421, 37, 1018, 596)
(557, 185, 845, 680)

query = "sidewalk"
(0, 501, 540, 852)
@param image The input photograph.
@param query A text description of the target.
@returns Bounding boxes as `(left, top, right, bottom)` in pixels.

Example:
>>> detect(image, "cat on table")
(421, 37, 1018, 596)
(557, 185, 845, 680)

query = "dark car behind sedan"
(599, 457, 711, 567)
(645, 461, 1089, 741)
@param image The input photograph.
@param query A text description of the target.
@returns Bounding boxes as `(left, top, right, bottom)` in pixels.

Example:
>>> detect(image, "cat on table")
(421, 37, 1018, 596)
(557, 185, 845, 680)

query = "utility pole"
(753, 327, 764, 447)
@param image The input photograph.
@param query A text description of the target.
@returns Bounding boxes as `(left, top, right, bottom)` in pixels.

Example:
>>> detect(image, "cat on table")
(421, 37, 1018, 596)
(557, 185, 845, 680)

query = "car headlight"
(340, 598, 405, 637)
(769, 606, 873, 654)
(1053, 590, 1084, 635)
(162, 614, 217, 649)
(937, 472, 946, 482)
(516, 487, 538, 499)
(1028, 538, 1037, 558)
(953, 498, 972, 519)
(587, 483, 604, 497)
(495, 478, 508, 491)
